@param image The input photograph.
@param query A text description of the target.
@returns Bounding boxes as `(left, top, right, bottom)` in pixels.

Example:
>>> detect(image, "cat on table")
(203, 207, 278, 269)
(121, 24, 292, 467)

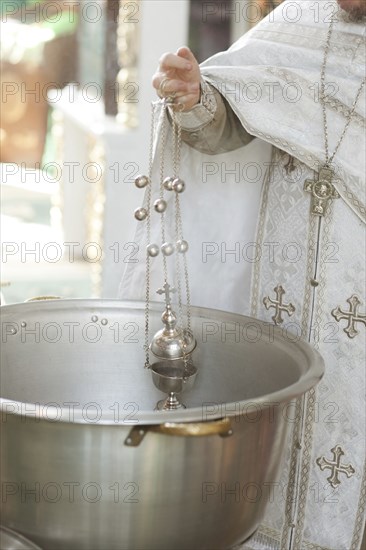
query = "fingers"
(151, 74, 200, 110)
(158, 52, 192, 72)
(170, 93, 198, 112)
(176, 46, 197, 64)
(152, 74, 198, 96)
(152, 47, 201, 110)
(151, 73, 199, 110)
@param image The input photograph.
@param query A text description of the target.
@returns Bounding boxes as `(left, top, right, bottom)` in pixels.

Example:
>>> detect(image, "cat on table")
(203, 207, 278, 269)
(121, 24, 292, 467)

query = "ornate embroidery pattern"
(293, 387, 317, 549)
(246, 124, 320, 168)
(250, 154, 273, 318)
(337, 178, 366, 222)
(254, 24, 364, 62)
(316, 446, 356, 488)
(200, 77, 217, 115)
(280, 396, 304, 550)
(245, 143, 364, 547)
(250, 148, 304, 545)
(236, 524, 281, 550)
(281, 206, 319, 549)
(350, 461, 366, 550)
(293, 203, 334, 549)
(302, 541, 333, 550)
(263, 284, 295, 325)
(244, 122, 366, 225)
(264, 66, 365, 130)
(331, 295, 366, 338)
(322, 94, 365, 129)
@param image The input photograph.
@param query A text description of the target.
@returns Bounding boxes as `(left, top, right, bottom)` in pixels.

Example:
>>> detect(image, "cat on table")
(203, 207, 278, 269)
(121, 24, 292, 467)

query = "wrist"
(184, 84, 201, 112)
(193, 79, 216, 114)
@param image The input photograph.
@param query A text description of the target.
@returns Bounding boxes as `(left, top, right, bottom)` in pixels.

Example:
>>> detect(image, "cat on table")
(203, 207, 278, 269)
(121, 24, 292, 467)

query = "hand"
(152, 47, 201, 112)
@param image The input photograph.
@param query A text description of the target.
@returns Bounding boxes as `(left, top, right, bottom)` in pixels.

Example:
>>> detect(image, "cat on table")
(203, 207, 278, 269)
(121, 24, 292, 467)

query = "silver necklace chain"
(321, 13, 366, 168)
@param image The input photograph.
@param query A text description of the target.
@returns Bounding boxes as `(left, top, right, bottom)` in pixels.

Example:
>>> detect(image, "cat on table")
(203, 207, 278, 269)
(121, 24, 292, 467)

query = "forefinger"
(159, 52, 192, 72)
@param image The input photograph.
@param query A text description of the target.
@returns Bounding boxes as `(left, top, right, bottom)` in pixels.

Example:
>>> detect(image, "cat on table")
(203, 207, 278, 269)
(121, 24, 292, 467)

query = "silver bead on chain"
(321, 13, 366, 168)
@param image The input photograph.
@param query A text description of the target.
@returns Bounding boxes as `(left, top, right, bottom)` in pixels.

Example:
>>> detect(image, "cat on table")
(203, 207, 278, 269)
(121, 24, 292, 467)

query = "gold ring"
(158, 77, 170, 98)
(164, 93, 176, 105)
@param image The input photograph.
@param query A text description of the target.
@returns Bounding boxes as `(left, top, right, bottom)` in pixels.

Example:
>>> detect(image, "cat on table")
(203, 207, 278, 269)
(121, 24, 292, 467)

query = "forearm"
(173, 80, 254, 155)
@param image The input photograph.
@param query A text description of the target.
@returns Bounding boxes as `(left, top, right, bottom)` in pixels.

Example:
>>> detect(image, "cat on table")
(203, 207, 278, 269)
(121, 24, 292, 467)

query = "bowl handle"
(124, 417, 233, 446)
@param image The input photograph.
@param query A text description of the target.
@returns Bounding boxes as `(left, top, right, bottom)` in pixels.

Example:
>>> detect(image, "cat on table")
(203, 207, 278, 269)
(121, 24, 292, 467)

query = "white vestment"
(120, 1, 366, 548)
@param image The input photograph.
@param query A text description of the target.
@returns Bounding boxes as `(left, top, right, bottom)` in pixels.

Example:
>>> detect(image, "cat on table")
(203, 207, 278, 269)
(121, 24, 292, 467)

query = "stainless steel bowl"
(0, 526, 42, 550)
(0, 299, 324, 550)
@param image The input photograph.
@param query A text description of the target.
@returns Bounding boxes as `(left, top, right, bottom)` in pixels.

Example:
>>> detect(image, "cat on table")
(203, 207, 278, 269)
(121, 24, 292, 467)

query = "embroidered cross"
(331, 294, 366, 339)
(263, 284, 295, 325)
(304, 167, 340, 216)
(156, 283, 176, 306)
(316, 446, 355, 488)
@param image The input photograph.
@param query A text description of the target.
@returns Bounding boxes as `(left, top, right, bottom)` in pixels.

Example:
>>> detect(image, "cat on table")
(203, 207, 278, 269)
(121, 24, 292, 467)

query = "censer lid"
(149, 300, 196, 360)
(150, 324, 196, 360)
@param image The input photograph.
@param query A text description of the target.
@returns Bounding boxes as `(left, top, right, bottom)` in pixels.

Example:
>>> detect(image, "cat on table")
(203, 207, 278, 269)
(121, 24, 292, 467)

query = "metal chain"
(171, 108, 193, 375)
(158, 103, 169, 284)
(173, 109, 193, 334)
(176, 196, 193, 334)
(321, 13, 366, 167)
(171, 114, 184, 328)
(144, 101, 157, 368)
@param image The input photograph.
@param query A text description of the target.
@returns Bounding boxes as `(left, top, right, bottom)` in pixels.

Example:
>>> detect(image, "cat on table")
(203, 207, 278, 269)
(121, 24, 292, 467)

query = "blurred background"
(0, 0, 282, 304)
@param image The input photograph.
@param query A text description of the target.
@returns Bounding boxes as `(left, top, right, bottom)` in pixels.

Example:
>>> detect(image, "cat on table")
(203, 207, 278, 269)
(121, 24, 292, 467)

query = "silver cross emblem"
(263, 284, 295, 325)
(316, 446, 355, 488)
(331, 295, 366, 339)
(156, 282, 176, 306)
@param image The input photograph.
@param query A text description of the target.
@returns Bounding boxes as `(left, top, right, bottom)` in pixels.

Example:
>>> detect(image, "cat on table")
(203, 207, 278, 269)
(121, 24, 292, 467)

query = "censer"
(133, 98, 197, 410)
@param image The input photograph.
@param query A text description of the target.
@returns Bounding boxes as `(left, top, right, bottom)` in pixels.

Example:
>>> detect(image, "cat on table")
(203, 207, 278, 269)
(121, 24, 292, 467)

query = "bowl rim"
(0, 298, 325, 426)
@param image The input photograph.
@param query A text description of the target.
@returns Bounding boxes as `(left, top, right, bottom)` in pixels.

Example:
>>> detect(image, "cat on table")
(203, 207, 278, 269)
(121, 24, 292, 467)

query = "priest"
(121, 0, 365, 548)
